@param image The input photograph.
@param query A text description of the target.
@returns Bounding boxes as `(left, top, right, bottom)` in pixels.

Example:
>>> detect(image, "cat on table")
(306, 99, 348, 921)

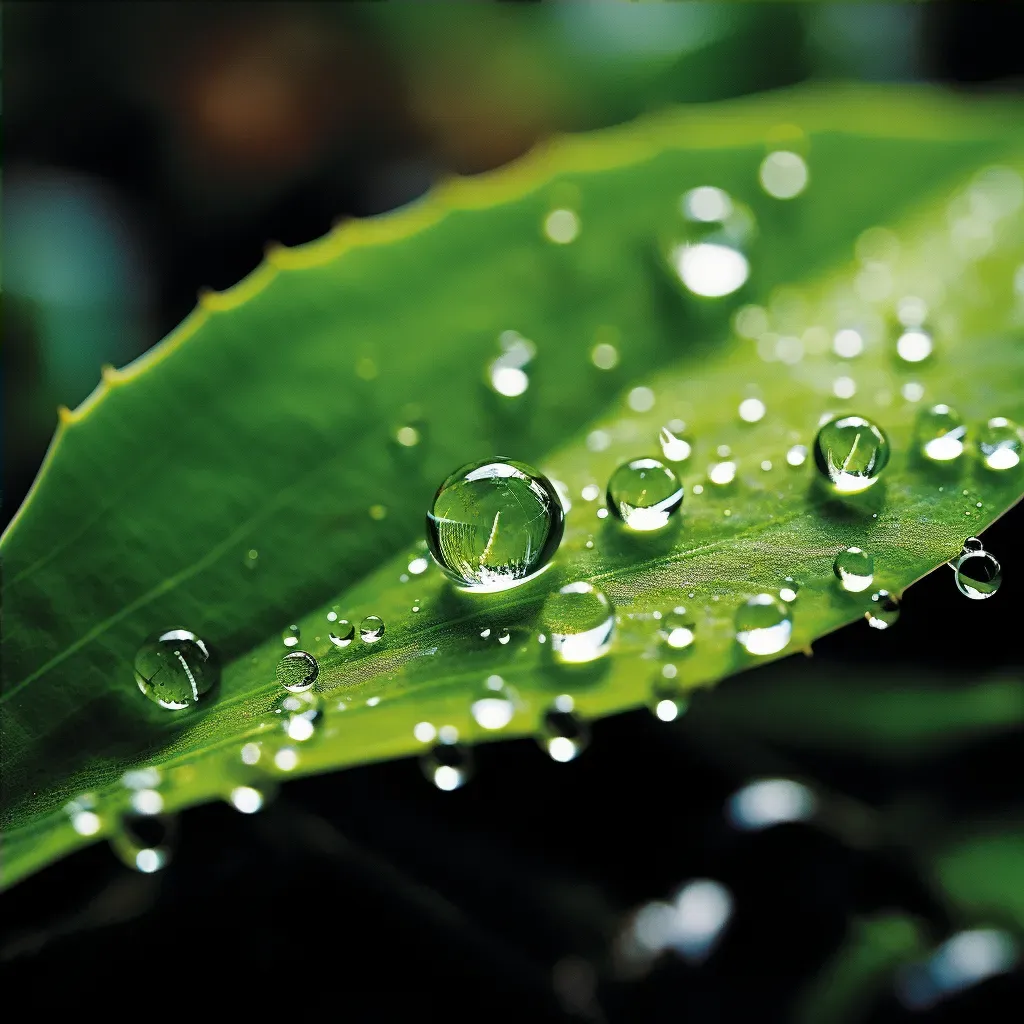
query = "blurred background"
(3, 3, 1024, 1020)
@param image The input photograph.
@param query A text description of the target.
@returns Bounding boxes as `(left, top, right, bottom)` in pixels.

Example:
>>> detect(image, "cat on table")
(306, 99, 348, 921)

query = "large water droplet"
(735, 594, 792, 655)
(954, 544, 1002, 599)
(814, 414, 891, 493)
(659, 607, 695, 651)
(865, 590, 900, 630)
(834, 547, 875, 593)
(359, 615, 385, 643)
(543, 582, 615, 664)
(426, 458, 564, 592)
(667, 186, 753, 298)
(421, 741, 472, 791)
(539, 696, 589, 762)
(978, 416, 1023, 470)
(916, 404, 967, 462)
(276, 690, 322, 742)
(606, 458, 683, 531)
(134, 629, 218, 710)
(276, 650, 319, 692)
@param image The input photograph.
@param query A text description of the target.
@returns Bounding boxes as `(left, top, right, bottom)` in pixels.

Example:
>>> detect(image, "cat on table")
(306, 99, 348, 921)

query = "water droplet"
(276, 650, 319, 692)
(659, 426, 692, 462)
(543, 582, 615, 665)
(738, 397, 766, 423)
(111, 813, 175, 874)
(916, 404, 967, 462)
(471, 675, 516, 731)
(581, 483, 601, 502)
(496, 627, 511, 645)
(834, 547, 875, 593)
(606, 458, 683, 531)
(276, 690, 322, 742)
(359, 615, 385, 643)
(760, 460, 773, 472)
(229, 785, 269, 814)
(422, 742, 472, 791)
(902, 382, 925, 403)
(779, 578, 799, 603)
(668, 187, 753, 297)
(413, 721, 437, 743)
(66, 794, 103, 836)
(832, 376, 856, 399)
(659, 607, 695, 650)
(395, 424, 421, 447)
(540, 697, 589, 762)
(786, 444, 808, 467)
(544, 207, 579, 244)
(865, 590, 900, 629)
(591, 342, 619, 370)
(134, 629, 218, 710)
(709, 461, 736, 486)
(896, 327, 933, 364)
(244, 548, 259, 569)
(954, 545, 1002, 600)
(426, 458, 564, 592)
(833, 328, 864, 358)
(408, 556, 429, 576)
(650, 675, 688, 722)
(274, 747, 299, 771)
(978, 416, 1023, 470)
(282, 624, 301, 648)
(735, 594, 792, 655)
(814, 415, 890, 493)
(488, 330, 535, 397)
(628, 386, 655, 412)
(328, 618, 355, 647)
(759, 150, 809, 199)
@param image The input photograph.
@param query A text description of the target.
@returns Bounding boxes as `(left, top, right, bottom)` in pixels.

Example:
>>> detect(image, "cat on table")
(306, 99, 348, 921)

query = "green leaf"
(3, 86, 1024, 888)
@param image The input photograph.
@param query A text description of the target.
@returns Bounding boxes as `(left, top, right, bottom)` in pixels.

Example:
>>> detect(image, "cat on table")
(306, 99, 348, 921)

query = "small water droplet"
(480, 627, 491, 639)
(328, 618, 355, 647)
(692, 484, 704, 495)
(650, 675, 688, 722)
(814, 415, 890, 493)
(659, 607, 695, 650)
(832, 376, 857, 399)
(667, 187, 753, 298)
(539, 696, 589, 762)
(896, 328, 933, 364)
(488, 330, 535, 397)
(413, 721, 437, 743)
(902, 381, 925, 403)
(606, 458, 683, 531)
(111, 813, 176, 874)
(244, 548, 259, 569)
(978, 416, 1023, 470)
(834, 547, 875, 593)
(786, 444, 808, 467)
(833, 328, 864, 358)
(915, 404, 967, 462)
(471, 675, 516, 731)
(408, 556, 429, 575)
(229, 784, 269, 815)
(759, 150, 809, 199)
(865, 590, 900, 629)
(709, 461, 736, 486)
(760, 460, 773, 472)
(717, 444, 732, 458)
(395, 424, 421, 447)
(659, 426, 692, 462)
(426, 457, 564, 592)
(497, 627, 511, 645)
(359, 615, 385, 643)
(282, 624, 301, 648)
(544, 207, 579, 244)
(628, 386, 656, 412)
(422, 742, 472, 791)
(66, 794, 103, 836)
(581, 483, 601, 502)
(411, 602, 421, 613)
(779, 578, 799, 603)
(277, 650, 319, 692)
(738, 397, 766, 423)
(954, 545, 1002, 600)
(543, 582, 615, 665)
(587, 429, 612, 452)
(276, 690, 321, 742)
(134, 629, 218, 710)
(735, 594, 792, 656)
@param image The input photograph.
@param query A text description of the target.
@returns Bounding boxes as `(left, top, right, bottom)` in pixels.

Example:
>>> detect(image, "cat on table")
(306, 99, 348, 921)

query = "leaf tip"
(100, 363, 123, 385)
(57, 404, 75, 425)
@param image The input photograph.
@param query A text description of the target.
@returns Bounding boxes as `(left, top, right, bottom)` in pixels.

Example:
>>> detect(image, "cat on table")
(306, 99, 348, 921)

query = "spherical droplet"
(896, 328, 933, 364)
(786, 444, 808, 467)
(954, 547, 1002, 600)
(328, 618, 355, 648)
(110, 813, 176, 874)
(606, 458, 683, 531)
(276, 690, 322, 742)
(282, 624, 301, 648)
(659, 426, 692, 463)
(488, 331, 535, 398)
(421, 742, 472, 791)
(735, 594, 792, 656)
(650, 676, 688, 722)
(738, 397, 766, 423)
(471, 676, 516, 731)
(426, 458, 564, 592)
(276, 650, 319, 692)
(539, 696, 589, 762)
(659, 608, 695, 651)
(359, 615, 385, 643)
(779, 578, 800, 603)
(814, 414, 891, 493)
(834, 547, 875, 593)
(667, 187, 754, 298)
(134, 629, 218, 710)
(544, 208, 579, 244)
(978, 416, 1023, 470)
(759, 150, 809, 199)
(865, 590, 900, 630)
(916, 404, 967, 462)
(542, 582, 615, 665)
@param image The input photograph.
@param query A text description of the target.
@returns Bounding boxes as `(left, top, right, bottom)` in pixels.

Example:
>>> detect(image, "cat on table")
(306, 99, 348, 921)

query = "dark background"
(3, 4, 1024, 1019)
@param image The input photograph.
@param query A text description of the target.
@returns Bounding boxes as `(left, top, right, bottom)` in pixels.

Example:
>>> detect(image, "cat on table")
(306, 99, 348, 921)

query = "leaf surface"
(3, 86, 1024, 887)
